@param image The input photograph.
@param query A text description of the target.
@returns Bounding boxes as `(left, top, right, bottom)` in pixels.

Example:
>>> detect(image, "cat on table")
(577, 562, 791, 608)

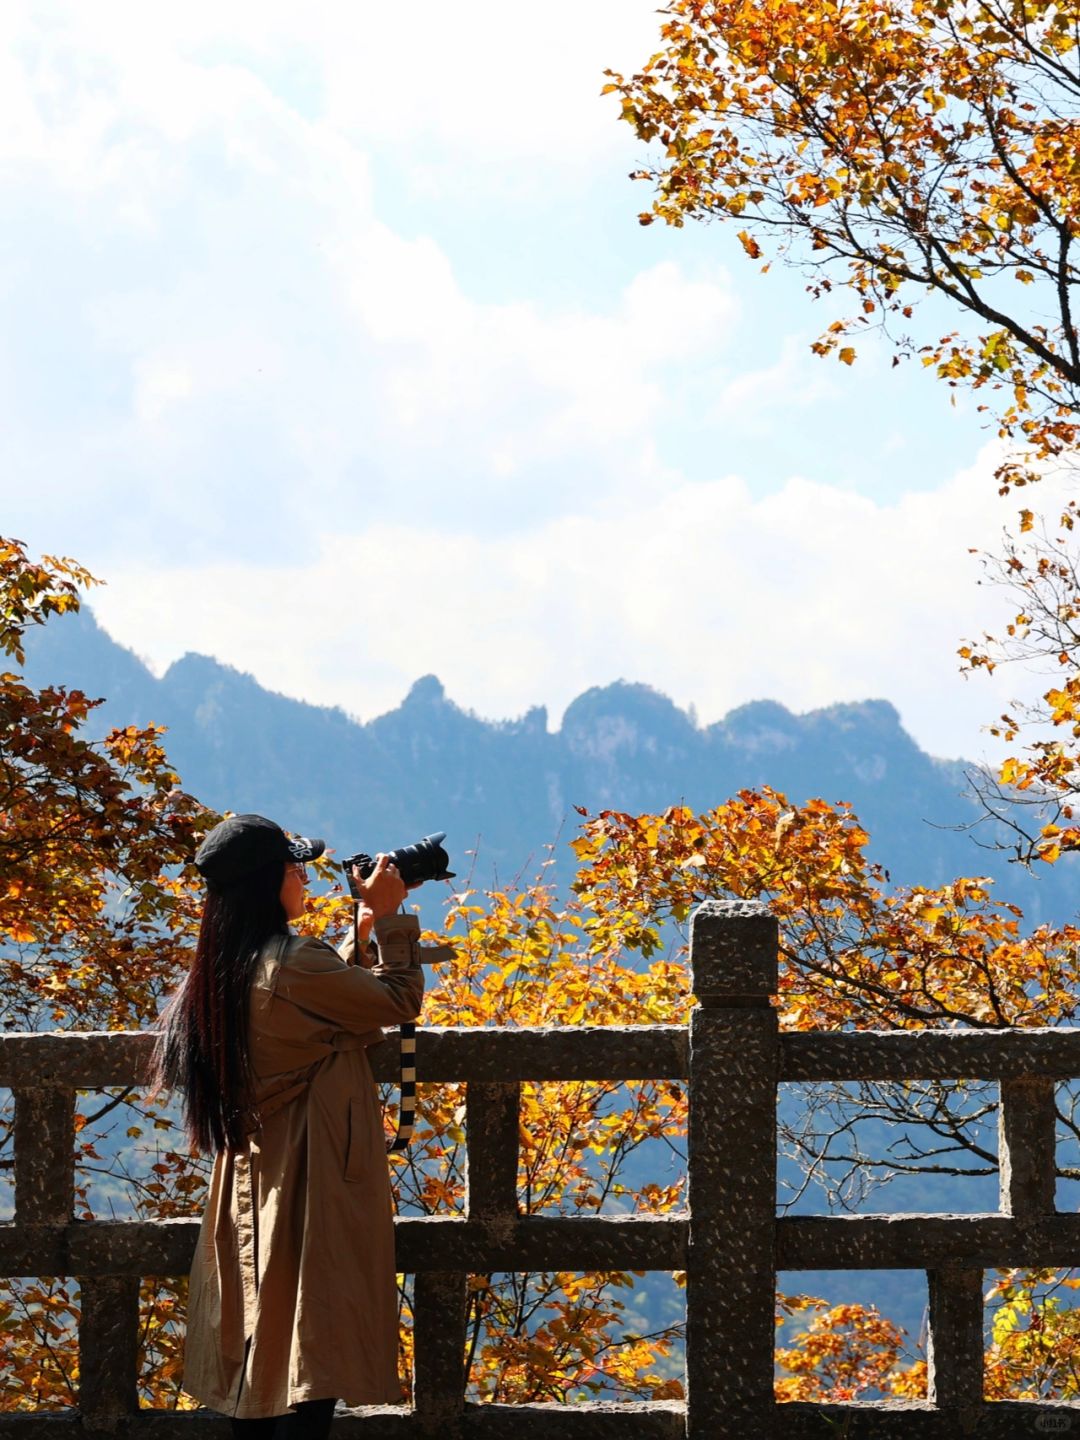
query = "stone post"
(999, 1077, 1057, 1219)
(685, 899, 779, 1440)
(13, 1086, 73, 1224)
(78, 1275, 140, 1432)
(412, 1270, 468, 1438)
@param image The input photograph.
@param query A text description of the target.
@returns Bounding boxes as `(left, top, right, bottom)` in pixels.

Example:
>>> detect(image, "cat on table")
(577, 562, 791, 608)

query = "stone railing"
(2, 900, 1080, 1437)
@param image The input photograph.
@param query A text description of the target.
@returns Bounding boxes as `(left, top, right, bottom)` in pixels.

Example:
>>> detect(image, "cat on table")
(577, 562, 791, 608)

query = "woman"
(149, 813, 424, 1440)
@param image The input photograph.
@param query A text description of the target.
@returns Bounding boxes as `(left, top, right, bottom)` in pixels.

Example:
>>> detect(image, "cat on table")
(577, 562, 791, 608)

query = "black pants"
(230, 1397, 338, 1440)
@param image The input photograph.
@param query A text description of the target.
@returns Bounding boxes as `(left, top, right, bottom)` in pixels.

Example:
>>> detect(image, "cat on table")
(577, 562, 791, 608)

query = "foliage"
(984, 1267, 1080, 1399)
(0, 536, 214, 1408)
(400, 882, 689, 1402)
(605, 0, 1080, 493)
(961, 506, 1080, 872)
(0, 536, 211, 1031)
(0, 1279, 80, 1408)
(605, 0, 1080, 923)
(775, 1292, 923, 1401)
(571, 797, 1080, 1030)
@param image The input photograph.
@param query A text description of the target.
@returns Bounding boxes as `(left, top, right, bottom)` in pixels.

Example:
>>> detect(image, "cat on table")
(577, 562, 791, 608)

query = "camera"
(341, 832, 455, 897)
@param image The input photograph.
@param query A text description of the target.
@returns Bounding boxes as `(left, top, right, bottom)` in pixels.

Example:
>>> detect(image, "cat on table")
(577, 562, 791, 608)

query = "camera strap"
(387, 1021, 417, 1153)
(352, 899, 421, 1153)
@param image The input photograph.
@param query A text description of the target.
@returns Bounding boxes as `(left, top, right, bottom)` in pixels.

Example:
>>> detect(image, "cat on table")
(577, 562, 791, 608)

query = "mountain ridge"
(20, 605, 1076, 921)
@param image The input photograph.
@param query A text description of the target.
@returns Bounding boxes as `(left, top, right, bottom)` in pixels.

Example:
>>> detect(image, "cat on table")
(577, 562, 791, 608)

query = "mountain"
(19, 605, 1078, 923)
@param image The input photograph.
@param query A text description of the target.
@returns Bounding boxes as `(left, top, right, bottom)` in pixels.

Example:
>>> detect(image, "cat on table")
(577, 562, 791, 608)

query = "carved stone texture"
(13, 1018, 1080, 1085)
(772, 1401, 1080, 1437)
(1000, 1078, 1057, 1218)
(371, 1028, 688, 1084)
(0, 1222, 69, 1276)
(465, 1083, 519, 1244)
(0, 1027, 689, 1090)
(6, 1415, 412, 1440)
(78, 1274, 140, 1432)
(927, 1266, 983, 1411)
(686, 1004, 778, 1439)
(0, 1032, 147, 1089)
(689, 900, 777, 1006)
(411, 1270, 466, 1437)
(778, 1213, 1080, 1270)
(0, 1218, 200, 1278)
(14, 1087, 74, 1224)
(6, 1405, 1080, 1440)
(0, 1403, 687, 1439)
(396, 1216, 687, 1274)
(462, 1400, 684, 1437)
(0, 1215, 688, 1282)
(12, 1018, 1080, 1083)
(783, 1027, 1080, 1082)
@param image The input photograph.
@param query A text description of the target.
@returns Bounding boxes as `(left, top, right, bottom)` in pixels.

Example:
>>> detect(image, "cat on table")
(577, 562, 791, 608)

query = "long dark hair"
(148, 859, 288, 1155)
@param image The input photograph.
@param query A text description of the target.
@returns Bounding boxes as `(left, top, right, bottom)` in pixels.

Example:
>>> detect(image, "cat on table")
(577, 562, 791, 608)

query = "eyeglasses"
(287, 863, 309, 881)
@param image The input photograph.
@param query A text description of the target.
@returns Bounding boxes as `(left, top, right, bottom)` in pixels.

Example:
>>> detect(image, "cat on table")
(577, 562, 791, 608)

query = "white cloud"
(710, 333, 840, 425)
(0, 0, 1046, 771)
(295, 1, 661, 184)
(0, 1, 660, 193)
(133, 360, 193, 424)
(0, 3, 740, 559)
(90, 442, 1057, 763)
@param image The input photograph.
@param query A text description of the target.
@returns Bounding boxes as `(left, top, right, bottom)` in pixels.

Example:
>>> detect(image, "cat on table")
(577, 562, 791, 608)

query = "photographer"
(149, 813, 424, 1439)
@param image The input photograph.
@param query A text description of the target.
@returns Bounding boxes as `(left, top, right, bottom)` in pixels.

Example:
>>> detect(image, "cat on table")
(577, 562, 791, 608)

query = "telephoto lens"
(341, 833, 455, 895)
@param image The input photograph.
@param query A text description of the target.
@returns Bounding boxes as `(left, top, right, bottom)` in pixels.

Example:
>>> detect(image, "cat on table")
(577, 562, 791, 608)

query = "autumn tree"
(984, 1268, 1080, 1399)
(604, 1, 1080, 868)
(570, 795, 1080, 1196)
(956, 504, 1080, 879)
(0, 537, 210, 1031)
(606, 0, 1080, 491)
(569, 794, 1080, 1397)
(600, 0, 1080, 1390)
(0, 537, 216, 1403)
(775, 1293, 926, 1402)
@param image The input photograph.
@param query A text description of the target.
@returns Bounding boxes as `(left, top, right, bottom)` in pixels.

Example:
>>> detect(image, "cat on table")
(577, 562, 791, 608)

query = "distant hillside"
(20, 606, 1078, 923)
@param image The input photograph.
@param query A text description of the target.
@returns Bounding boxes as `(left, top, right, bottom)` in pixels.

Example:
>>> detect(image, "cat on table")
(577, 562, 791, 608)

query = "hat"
(194, 813, 326, 885)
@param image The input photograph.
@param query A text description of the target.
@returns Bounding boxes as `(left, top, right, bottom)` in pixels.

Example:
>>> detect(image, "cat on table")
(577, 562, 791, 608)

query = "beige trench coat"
(181, 916, 425, 1417)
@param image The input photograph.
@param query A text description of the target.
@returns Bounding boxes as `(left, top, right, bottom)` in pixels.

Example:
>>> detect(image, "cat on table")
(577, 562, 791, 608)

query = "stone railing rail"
(2, 900, 1080, 1437)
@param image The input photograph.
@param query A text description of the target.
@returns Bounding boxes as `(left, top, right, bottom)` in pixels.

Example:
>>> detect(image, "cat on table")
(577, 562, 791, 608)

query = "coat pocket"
(344, 1095, 375, 1182)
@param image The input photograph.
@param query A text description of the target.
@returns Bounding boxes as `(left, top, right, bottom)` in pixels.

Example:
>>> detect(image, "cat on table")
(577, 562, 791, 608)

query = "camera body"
(341, 831, 455, 897)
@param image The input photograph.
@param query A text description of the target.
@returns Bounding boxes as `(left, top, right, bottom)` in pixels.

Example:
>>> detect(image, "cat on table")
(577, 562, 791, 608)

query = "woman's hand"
(352, 853, 407, 921)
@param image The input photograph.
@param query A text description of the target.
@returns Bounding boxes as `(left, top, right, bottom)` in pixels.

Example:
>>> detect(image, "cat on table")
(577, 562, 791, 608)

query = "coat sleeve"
(273, 917, 425, 1032)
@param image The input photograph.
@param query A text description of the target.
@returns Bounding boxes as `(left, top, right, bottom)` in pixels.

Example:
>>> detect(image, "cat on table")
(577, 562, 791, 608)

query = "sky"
(0, 1, 1057, 763)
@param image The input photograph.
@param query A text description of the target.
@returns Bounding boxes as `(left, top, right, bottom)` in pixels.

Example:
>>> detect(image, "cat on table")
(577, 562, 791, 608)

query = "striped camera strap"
(387, 1020, 417, 1153)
